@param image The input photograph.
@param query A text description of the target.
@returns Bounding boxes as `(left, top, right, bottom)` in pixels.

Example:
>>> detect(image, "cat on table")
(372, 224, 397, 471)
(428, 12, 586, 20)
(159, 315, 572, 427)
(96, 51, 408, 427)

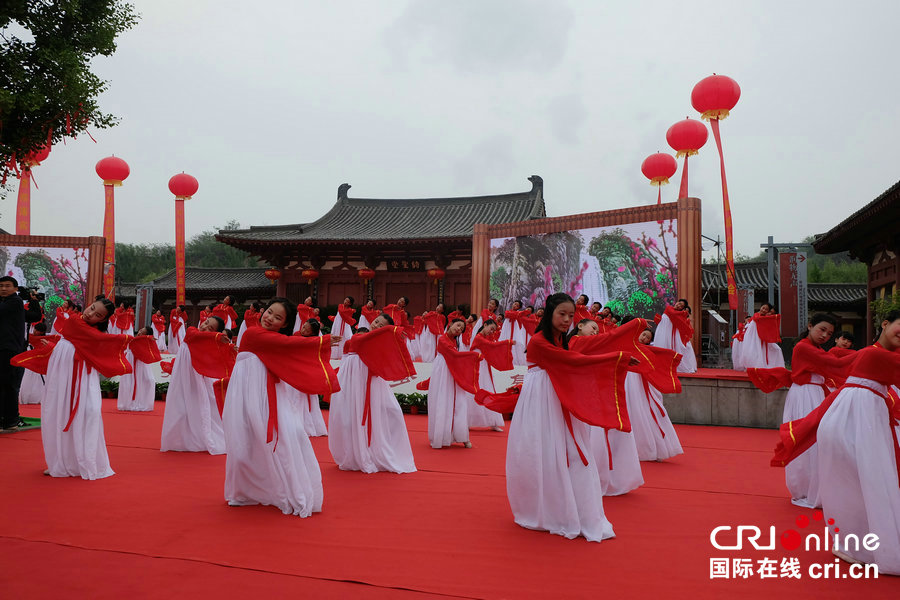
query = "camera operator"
(0, 277, 42, 431)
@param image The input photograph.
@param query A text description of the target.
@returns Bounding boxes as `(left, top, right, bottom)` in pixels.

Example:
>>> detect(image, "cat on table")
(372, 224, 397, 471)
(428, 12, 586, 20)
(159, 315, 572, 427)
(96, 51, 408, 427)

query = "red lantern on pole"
(168, 172, 199, 307)
(14, 144, 52, 236)
(692, 74, 741, 310)
(358, 268, 375, 281)
(301, 269, 319, 284)
(95, 156, 130, 301)
(666, 118, 708, 199)
(640, 152, 678, 205)
(264, 268, 282, 284)
(426, 268, 446, 284)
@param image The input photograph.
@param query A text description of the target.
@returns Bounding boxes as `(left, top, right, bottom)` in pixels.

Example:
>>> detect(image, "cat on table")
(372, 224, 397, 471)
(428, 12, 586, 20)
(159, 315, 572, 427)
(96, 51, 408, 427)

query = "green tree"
(0, 1, 138, 185)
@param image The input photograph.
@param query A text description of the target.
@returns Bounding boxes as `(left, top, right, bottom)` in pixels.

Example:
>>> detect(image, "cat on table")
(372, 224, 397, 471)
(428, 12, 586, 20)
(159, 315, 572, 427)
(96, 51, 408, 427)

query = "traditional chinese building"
(215, 176, 547, 313)
(813, 179, 900, 342)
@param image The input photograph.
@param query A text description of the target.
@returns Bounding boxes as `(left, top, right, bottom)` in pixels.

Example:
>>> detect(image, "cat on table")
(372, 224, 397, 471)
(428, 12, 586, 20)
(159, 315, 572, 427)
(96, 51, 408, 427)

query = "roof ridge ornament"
(528, 175, 543, 192)
(338, 183, 351, 202)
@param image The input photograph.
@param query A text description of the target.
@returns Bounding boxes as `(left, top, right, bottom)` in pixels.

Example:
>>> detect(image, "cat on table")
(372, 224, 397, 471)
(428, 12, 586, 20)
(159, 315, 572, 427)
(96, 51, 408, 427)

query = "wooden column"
(470, 224, 490, 315)
(676, 197, 703, 359)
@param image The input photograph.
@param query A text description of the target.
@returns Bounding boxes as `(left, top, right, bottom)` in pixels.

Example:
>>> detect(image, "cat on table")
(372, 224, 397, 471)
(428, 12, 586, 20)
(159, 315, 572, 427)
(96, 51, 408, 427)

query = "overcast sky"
(5, 0, 899, 259)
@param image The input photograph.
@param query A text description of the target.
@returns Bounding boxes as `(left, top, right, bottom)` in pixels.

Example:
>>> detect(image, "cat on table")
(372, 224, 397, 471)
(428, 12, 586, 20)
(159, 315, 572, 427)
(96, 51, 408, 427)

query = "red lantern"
(427, 268, 446, 284)
(95, 155, 130, 186)
(301, 269, 319, 284)
(358, 268, 375, 281)
(264, 268, 282, 283)
(168, 172, 199, 199)
(691, 74, 741, 121)
(692, 74, 741, 311)
(641, 153, 677, 186)
(666, 118, 708, 199)
(25, 145, 51, 167)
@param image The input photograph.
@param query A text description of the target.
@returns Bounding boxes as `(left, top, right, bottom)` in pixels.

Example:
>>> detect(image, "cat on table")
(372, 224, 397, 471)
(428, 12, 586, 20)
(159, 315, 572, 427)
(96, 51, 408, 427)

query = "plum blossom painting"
(489, 219, 677, 319)
(1, 245, 90, 323)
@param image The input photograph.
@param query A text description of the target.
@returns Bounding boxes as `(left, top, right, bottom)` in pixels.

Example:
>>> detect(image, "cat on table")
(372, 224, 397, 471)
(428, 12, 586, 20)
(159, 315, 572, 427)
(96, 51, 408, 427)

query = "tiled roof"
(813, 179, 900, 254)
(149, 267, 275, 293)
(216, 177, 546, 246)
(702, 261, 866, 307)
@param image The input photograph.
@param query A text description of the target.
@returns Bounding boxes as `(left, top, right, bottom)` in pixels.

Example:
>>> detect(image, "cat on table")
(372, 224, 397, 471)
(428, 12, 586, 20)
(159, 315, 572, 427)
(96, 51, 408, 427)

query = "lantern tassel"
(709, 118, 738, 310)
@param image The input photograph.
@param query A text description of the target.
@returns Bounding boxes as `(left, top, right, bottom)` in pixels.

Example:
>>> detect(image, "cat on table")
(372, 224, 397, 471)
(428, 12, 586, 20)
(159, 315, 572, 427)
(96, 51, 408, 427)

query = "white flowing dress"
(224, 353, 323, 516)
(818, 376, 900, 574)
(167, 319, 186, 354)
(160, 343, 225, 454)
(591, 426, 643, 496)
(153, 326, 167, 353)
(468, 360, 505, 429)
(19, 369, 44, 404)
(782, 376, 827, 508)
(418, 329, 438, 363)
(653, 313, 697, 373)
(624, 372, 683, 461)
(41, 338, 115, 479)
(117, 350, 156, 412)
(328, 351, 416, 473)
(427, 353, 471, 448)
(736, 320, 785, 370)
(330, 312, 352, 359)
(299, 391, 328, 437)
(506, 367, 615, 542)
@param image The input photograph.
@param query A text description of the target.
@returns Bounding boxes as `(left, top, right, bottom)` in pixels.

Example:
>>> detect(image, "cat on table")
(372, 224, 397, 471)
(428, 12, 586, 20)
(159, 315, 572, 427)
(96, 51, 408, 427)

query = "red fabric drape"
(423, 312, 447, 336)
(436, 334, 480, 394)
(129, 335, 162, 364)
(470, 335, 514, 372)
(663, 305, 693, 345)
(475, 384, 521, 413)
(183, 328, 236, 379)
(753, 314, 781, 344)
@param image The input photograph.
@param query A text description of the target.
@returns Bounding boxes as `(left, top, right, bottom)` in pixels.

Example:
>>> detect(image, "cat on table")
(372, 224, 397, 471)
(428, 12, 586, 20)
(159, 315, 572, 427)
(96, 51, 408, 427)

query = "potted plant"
(100, 379, 119, 399)
(408, 392, 427, 415)
(395, 393, 410, 414)
(155, 382, 169, 401)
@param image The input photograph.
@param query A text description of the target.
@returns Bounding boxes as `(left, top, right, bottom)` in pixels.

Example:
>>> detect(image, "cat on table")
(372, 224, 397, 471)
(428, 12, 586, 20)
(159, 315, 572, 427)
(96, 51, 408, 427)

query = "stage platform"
(3, 401, 894, 598)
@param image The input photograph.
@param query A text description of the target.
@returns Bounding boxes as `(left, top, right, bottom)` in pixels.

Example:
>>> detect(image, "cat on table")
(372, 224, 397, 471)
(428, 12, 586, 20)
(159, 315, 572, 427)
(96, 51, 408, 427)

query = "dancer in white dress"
(167, 305, 188, 354)
(428, 319, 478, 449)
(118, 327, 161, 412)
(37, 299, 131, 479)
(468, 319, 509, 432)
(418, 304, 446, 363)
(328, 314, 416, 473)
(295, 319, 329, 436)
(160, 316, 233, 454)
(735, 304, 785, 370)
(507, 293, 633, 542)
(224, 298, 340, 516)
(652, 299, 697, 373)
(329, 296, 356, 359)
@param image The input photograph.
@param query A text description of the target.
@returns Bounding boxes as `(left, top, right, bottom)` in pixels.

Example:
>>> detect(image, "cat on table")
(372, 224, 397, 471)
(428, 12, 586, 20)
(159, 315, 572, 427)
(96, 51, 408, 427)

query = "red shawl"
(436, 334, 480, 394)
(183, 327, 236, 379)
(413, 315, 425, 336)
(748, 339, 856, 393)
(504, 309, 524, 325)
(198, 310, 211, 325)
(29, 333, 60, 348)
(424, 311, 447, 336)
(663, 305, 693, 345)
(346, 326, 416, 444)
(361, 306, 381, 325)
(129, 335, 162, 364)
(335, 303, 357, 328)
(829, 347, 856, 358)
(569, 319, 682, 394)
(446, 310, 464, 322)
(160, 359, 174, 375)
(520, 314, 539, 337)
(471, 334, 514, 372)
(753, 314, 782, 344)
(475, 384, 521, 414)
(243, 308, 260, 329)
(170, 310, 186, 336)
(212, 304, 238, 324)
(152, 314, 167, 334)
(296, 304, 316, 324)
(479, 308, 498, 323)
(772, 344, 900, 469)
(12, 340, 59, 374)
(462, 322, 474, 347)
(237, 328, 341, 445)
(574, 305, 592, 323)
(382, 304, 409, 328)
(527, 333, 635, 465)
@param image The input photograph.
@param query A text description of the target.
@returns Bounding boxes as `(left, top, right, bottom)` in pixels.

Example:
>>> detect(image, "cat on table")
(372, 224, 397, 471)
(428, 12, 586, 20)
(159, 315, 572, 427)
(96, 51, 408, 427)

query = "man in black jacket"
(0, 276, 41, 431)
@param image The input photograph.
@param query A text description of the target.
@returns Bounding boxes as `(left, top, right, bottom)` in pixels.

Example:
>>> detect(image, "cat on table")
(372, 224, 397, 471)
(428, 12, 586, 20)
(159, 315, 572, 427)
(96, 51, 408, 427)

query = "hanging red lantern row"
(427, 268, 446, 284)
(640, 152, 678, 205)
(665, 118, 708, 199)
(301, 269, 320, 284)
(692, 73, 741, 310)
(264, 268, 282, 284)
(358, 268, 375, 281)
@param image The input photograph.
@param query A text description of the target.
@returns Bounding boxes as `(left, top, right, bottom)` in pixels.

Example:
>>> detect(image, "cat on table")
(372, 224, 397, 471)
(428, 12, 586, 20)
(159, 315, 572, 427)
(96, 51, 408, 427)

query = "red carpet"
(2, 400, 896, 598)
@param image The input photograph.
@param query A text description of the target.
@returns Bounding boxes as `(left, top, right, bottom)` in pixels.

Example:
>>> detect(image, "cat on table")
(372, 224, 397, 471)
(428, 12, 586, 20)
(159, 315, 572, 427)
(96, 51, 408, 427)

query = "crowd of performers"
(10, 288, 900, 575)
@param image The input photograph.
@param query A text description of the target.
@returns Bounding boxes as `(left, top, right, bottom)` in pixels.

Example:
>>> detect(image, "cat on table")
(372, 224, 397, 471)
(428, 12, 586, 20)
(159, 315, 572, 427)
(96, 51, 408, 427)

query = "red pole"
(175, 199, 186, 306)
(103, 183, 116, 300)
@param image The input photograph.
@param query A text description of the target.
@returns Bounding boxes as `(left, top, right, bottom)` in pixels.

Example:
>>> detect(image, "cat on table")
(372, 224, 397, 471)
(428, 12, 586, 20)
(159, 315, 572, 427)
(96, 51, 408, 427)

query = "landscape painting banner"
(489, 218, 678, 319)
(1, 244, 91, 319)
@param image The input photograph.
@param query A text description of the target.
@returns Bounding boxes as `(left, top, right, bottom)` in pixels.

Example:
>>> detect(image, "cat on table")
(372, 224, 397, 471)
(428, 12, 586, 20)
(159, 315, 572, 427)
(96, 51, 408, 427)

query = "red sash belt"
(361, 371, 375, 446)
(63, 354, 92, 432)
(266, 370, 280, 450)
